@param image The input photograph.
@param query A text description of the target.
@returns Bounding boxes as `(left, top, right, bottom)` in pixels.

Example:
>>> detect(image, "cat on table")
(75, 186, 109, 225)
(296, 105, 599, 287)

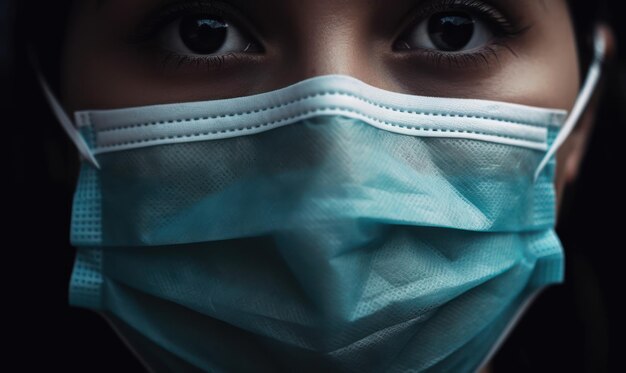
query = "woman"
(5, 0, 621, 372)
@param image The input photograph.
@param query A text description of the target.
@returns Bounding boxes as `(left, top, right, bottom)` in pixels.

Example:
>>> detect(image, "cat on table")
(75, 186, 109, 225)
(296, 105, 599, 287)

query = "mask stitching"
(91, 91, 559, 134)
(93, 107, 547, 151)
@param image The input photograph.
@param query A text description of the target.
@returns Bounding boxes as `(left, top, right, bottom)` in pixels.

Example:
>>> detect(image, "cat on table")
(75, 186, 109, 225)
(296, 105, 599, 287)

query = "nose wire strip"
(533, 28, 607, 182)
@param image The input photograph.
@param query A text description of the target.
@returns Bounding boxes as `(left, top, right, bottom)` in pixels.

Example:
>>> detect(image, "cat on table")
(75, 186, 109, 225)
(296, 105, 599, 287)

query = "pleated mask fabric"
(55, 72, 576, 373)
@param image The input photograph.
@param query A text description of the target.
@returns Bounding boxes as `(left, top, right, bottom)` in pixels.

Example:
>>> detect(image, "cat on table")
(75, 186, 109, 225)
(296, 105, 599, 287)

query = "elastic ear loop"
(533, 27, 607, 182)
(29, 49, 101, 170)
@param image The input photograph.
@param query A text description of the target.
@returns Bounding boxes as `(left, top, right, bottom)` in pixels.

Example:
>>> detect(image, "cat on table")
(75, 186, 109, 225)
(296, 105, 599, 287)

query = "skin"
(59, 0, 615, 371)
(61, 0, 612, 211)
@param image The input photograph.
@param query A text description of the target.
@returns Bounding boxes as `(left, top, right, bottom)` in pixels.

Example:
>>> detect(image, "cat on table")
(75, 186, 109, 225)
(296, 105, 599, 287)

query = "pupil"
(180, 15, 228, 54)
(427, 12, 474, 51)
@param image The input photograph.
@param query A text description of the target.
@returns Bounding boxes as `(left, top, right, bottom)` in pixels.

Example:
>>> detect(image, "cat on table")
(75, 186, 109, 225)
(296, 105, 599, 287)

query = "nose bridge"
(281, 3, 379, 84)
(297, 24, 365, 78)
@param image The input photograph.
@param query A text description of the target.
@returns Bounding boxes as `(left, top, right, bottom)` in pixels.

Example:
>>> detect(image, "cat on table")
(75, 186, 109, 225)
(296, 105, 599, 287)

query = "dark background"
(3, 1, 625, 372)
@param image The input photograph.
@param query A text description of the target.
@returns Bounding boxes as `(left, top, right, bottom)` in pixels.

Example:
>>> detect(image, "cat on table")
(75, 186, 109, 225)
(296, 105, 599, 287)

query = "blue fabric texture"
(68, 113, 564, 372)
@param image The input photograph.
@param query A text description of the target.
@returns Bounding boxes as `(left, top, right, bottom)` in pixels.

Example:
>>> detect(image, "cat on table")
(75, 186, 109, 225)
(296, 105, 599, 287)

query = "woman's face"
(61, 0, 583, 213)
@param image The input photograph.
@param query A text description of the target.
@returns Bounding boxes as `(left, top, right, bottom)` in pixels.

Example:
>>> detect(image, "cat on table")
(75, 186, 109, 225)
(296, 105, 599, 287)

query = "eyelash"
(129, 0, 530, 72)
(396, 0, 531, 68)
(129, 0, 261, 72)
(158, 51, 244, 71)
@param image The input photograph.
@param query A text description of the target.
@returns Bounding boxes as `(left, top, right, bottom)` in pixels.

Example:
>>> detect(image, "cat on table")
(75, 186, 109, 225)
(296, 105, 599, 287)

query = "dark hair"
(3, 1, 621, 372)
(494, 3, 622, 373)
(12, 0, 73, 94)
(568, 1, 609, 72)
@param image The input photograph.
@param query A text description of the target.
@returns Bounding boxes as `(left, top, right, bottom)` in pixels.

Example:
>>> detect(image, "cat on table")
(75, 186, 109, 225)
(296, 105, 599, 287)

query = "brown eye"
(159, 13, 261, 56)
(396, 11, 494, 52)
(179, 15, 229, 54)
(428, 12, 475, 51)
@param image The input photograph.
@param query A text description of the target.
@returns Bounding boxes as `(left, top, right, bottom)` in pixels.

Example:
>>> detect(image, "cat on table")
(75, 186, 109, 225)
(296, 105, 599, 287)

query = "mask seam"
(93, 108, 548, 152)
(91, 91, 558, 134)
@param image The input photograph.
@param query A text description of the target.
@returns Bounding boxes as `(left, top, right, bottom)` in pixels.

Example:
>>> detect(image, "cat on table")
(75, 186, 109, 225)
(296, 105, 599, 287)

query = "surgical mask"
(40, 29, 606, 373)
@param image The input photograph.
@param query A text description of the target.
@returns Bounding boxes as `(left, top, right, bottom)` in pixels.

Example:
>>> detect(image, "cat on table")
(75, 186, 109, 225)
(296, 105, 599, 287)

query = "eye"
(159, 13, 262, 56)
(396, 11, 494, 52)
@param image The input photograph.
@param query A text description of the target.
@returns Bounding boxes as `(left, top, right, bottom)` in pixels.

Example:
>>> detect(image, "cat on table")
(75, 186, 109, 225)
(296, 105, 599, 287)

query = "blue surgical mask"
(41, 29, 606, 373)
